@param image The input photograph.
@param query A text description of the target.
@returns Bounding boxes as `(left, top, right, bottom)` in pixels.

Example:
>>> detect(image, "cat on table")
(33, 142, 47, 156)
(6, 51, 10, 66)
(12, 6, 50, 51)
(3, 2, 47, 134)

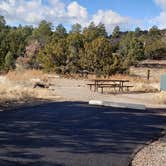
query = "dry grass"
(0, 80, 56, 102)
(130, 66, 165, 83)
(112, 75, 159, 92)
(153, 92, 166, 104)
(110, 74, 160, 83)
(112, 75, 160, 93)
(0, 86, 36, 102)
(6, 69, 48, 83)
(132, 82, 159, 93)
(87, 73, 158, 83)
(0, 70, 60, 110)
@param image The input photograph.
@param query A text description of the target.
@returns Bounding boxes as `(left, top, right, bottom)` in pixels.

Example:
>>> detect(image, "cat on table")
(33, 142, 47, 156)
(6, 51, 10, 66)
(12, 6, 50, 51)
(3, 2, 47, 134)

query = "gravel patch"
(132, 135, 166, 166)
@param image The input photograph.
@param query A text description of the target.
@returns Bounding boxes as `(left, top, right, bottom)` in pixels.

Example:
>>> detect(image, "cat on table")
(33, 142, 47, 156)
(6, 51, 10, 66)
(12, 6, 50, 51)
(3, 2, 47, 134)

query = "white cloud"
(152, 0, 166, 28)
(151, 11, 166, 28)
(0, 0, 87, 25)
(67, 1, 88, 25)
(155, 0, 166, 9)
(0, 0, 134, 32)
(91, 10, 131, 32)
(0, 0, 46, 24)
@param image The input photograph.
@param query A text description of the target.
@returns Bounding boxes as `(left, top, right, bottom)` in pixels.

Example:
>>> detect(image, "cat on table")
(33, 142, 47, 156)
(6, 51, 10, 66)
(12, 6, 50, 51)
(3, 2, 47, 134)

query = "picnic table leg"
(127, 85, 130, 92)
(118, 83, 122, 92)
(101, 87, 104, 94)
(121, 82, 123, 92)
(94, 81, 96, 92)
(114, 86, 116, 92)
(95, 81, 98, 92)
(94, 81, 97, 92)
(119, 86, 121, 92)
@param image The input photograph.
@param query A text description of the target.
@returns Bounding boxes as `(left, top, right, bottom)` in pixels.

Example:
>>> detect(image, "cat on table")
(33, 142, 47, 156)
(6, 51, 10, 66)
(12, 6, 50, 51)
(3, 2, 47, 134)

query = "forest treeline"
(0, 15, 166, 76)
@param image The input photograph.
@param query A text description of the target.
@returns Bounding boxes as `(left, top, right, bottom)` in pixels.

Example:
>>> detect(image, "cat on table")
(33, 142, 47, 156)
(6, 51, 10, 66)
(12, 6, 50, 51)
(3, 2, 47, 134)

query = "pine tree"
(5, 51, 15, 70)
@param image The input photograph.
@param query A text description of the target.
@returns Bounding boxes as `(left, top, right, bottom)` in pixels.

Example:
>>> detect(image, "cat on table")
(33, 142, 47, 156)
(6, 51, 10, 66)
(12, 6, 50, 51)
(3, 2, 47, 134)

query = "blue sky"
(0, 0, 166, 33)
(68, 0, 160, 17)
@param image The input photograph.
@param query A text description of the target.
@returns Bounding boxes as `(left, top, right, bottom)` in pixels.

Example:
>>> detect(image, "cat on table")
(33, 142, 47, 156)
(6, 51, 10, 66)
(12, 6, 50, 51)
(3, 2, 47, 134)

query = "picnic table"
(87, 79, 133, 93)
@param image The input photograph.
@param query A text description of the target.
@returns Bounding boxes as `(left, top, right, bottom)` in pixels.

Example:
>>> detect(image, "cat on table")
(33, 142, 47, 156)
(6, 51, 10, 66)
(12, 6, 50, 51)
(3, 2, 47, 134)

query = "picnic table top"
(90, 79, 130, 82)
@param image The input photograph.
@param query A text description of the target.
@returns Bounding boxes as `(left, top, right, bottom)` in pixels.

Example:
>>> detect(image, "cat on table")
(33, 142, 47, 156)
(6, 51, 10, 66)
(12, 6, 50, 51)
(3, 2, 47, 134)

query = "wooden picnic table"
(88, 79, 132, 93)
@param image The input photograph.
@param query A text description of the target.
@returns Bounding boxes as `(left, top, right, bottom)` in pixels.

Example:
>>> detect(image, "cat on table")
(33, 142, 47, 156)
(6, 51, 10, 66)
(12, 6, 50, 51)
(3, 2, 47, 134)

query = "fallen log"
(33, 82, 49, 89)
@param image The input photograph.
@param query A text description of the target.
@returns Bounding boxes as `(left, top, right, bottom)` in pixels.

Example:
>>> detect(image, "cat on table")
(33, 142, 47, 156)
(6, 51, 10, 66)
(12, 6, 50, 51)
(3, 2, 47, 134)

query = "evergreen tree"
(5, 51, 15, 70)
(67, 32, 84, 73)
(135, 27, 141, 37)
(112, 25, 120, 38)
(149, 25, 160, 38)
(53, 24, 67, 41)
(119, 32, 145, 69)
(84, 37, 113, 76)
(83, 22, 107, 43)
(0, 16, 6, 29)
(32, 20, 52, 44)
(71, 23, 82, 33)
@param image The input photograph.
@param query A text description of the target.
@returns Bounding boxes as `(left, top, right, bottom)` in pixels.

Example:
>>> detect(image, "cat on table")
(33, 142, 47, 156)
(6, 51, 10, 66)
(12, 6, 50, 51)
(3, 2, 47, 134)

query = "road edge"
(89, 100, 146, 110)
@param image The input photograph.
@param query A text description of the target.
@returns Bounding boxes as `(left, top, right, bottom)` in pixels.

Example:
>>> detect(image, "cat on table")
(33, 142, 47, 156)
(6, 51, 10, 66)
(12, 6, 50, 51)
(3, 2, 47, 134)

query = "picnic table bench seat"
(87, 83, 119, 90)
(98, 84, 134, 93)
(121, 85, 134, 91)
(97, 84, 119, 93)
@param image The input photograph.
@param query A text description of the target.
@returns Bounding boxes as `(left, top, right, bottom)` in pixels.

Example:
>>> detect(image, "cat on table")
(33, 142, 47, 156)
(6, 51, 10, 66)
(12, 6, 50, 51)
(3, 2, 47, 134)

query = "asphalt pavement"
(0, 101, 165, 166)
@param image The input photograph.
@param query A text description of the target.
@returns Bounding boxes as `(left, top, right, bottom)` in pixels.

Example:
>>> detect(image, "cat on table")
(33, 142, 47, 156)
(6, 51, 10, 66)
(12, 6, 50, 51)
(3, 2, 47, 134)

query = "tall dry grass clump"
(6, 69, 47, 83)
(0, 87, 36, 102)
(0, 77, 36, 102)
(0, 71, 59, 107)
(0, 81, 58, 105)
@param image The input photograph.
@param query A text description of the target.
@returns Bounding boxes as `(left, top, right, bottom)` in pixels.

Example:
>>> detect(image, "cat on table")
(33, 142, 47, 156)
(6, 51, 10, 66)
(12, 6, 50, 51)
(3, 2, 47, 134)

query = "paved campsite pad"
(0, 102, 165, 166)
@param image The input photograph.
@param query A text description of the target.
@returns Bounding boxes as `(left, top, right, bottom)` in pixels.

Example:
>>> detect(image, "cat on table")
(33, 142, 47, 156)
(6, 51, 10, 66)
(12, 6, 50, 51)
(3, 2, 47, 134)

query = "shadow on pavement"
(0, 101, 165, 166)
(0, 159, 64, 166)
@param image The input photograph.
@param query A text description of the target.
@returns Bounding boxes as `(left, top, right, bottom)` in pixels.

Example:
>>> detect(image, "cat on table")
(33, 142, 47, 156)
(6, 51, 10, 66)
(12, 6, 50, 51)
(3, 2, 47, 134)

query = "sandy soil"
(52, 77, 166, 109)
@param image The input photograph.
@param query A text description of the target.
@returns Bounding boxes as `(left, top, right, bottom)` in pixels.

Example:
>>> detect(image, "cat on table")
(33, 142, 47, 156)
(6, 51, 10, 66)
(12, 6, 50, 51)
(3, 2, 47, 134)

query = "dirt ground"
(0, 72, 166, 110)
(51, 77, 165, 109)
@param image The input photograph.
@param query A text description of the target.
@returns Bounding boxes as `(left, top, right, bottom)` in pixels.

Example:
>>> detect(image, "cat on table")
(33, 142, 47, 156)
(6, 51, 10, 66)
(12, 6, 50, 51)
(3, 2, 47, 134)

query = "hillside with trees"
(1, 15, 166, 76)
